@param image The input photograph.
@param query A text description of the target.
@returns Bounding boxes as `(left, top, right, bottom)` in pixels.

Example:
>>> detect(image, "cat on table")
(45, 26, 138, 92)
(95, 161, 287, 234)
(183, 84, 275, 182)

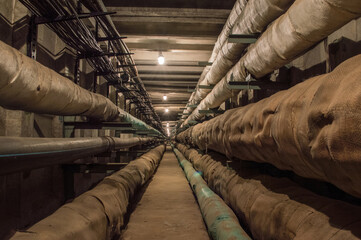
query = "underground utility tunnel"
(1, 0, 361, 239)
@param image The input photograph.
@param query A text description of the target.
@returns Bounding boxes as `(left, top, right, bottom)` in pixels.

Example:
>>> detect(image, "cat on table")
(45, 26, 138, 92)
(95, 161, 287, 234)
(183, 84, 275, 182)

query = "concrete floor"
(121, 146, 210, 240)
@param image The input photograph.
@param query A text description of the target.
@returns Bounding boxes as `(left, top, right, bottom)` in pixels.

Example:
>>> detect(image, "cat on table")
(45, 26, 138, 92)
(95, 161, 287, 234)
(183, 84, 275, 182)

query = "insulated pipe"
(176, 144, 361, 240)
(0, 136, 153, 175)
(177, 54, 361, 198)
(0, 40, 163, 137)
(184, 0, 361, 124)
(10, 145, 166, 240)
(182, 0, 294, 123)
(172, 146, 251, 240)
(182, 0, 247, 118)
(193, 0, 293, 102)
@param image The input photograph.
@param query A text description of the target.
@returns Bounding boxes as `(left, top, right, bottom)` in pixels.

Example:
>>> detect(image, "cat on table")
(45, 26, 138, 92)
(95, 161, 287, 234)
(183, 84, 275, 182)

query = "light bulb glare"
(165, 108, 169, 113)
(158, 54, 165, 65)
(163, 95, 167, 101)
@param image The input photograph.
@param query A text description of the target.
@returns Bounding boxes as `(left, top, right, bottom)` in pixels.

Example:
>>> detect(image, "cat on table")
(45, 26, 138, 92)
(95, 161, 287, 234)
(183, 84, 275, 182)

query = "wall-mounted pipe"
(172, 146, 251, 240)
(176, 144, 361, 240)
(10, 145, 166, 240)
(183, 0, 361, 125)
(0, 40, 163, 137)
(0, 136, 153, 175)
(182, 0, 247, 119)
(182, 0, 294, 123)
(177, 54, 361, 198)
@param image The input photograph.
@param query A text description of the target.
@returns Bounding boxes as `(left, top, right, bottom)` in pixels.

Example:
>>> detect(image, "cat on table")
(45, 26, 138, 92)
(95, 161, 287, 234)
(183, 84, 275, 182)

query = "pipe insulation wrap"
(0, 40, 163, 136)
(176, 144, 361, 240)
(172, 147, 251, 240)
(183, 0, 247, 117)
(0, 40, 118, 121)
(177, 54, 361, 198)
(0, 136, 153, 175)
(184, 0, 361, 124)
(194, 0, 294, 102)
(184, 0, 294, 123)
(10, 145, 166, 240)
(244, 0, 361, 78)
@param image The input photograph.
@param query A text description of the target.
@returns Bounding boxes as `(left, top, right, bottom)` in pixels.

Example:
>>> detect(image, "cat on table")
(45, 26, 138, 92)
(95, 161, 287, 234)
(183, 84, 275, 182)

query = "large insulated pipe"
(0, 136, 153, 175)
(0, 40, 163, 137)
(10, 145, 166, 240)
(184, 0, 361, 124)
(183, 0, 247, 117)
(182, 0, 294, 122)
(172, 146, 251, 240)
(177, 54, 361, 198)
(176, 144, 361, 240)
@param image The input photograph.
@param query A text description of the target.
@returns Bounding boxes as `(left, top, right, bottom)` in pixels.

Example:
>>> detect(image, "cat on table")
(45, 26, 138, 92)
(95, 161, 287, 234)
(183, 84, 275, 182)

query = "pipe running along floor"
(120, 146, 210, 240)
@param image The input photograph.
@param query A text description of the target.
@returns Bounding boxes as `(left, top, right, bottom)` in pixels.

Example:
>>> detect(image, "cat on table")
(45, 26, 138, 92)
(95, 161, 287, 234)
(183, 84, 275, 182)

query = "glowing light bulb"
(165, 108, 169, 113)
(158, 53, 165, 65)
(163, 95, 167, 101)
(166, 122, 169, 127)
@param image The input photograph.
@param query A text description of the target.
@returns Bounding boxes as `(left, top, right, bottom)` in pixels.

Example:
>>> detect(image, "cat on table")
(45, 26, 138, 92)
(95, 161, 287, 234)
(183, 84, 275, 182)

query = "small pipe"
(172, 145, 251, 240)
(0, 136, 152, 175)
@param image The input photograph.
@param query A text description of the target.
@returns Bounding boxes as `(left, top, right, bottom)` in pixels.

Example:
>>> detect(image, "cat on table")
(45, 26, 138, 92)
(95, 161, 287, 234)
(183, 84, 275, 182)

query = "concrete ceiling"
(104, 0, 235, 127)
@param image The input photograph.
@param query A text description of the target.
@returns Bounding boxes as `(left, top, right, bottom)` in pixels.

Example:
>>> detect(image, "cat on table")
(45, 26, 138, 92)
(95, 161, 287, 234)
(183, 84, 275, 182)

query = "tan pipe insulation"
(183, 0, 294, 122)
(193, 0, 294, 102)
(0, 40, 163, 136)
(182, 0, 247, 119)
(176, 144, 361, 240)
(0, 40, 118, 121)
(184, 0, 361, 124)
(10, 145, 166, 240)
(177, 54, 361, 198)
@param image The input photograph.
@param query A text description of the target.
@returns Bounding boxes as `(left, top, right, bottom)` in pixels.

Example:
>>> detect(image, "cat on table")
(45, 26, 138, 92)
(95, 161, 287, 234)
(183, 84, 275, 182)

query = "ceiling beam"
(141, 77, 199, 81)
(104, 0, 237, 10)
(127, 43, 214, 51)
(139, 70, 203, 75)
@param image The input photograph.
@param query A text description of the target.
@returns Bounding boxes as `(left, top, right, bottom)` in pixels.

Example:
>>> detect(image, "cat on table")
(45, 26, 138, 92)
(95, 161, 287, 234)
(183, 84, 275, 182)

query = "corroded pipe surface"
(177, 144, 361, 240)
(10, 145, 166, 240)
(0, 136, 153, 175)
(177, 54, 361, 198)
(172, 146, 251, 240)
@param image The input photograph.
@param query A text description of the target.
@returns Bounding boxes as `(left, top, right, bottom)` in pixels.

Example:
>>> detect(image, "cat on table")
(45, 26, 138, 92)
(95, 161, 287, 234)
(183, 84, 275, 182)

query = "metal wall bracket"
(228, 34, 259, 44)
(78, 52, 134, 59)
(227, 81, 289, 90)
(34, 12, 116, 25)
(198, 109, 225, 114)
(198, 61, 213, 66)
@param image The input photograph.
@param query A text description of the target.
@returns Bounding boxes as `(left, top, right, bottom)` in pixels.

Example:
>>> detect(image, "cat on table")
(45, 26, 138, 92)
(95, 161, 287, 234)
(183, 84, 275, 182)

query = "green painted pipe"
(172, 145, 251, 240)
(120, 111, 163, 137)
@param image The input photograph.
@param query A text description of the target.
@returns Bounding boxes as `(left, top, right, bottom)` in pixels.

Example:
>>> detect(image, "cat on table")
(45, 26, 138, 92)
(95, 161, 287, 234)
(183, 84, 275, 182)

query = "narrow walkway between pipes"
(120, 146, 210, 240)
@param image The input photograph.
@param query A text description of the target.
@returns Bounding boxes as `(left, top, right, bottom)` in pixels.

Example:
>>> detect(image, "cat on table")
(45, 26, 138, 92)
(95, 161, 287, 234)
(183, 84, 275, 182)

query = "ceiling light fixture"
(163, 95, 167, 101)
(158, 52, 165, 65)
(165, 108, 169, 113)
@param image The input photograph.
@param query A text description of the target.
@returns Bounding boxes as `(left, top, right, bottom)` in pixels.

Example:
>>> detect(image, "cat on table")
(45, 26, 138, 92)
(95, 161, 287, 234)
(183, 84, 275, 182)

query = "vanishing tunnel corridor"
(2, 0, 361, 239)
(121, 146, 210, 240)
